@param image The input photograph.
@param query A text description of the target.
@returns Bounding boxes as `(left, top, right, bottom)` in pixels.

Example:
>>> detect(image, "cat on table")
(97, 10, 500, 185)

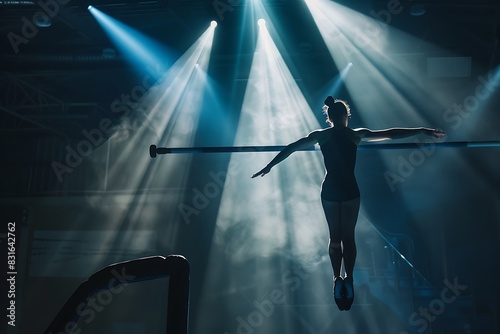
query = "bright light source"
(210, 20, 217, 28)
(87, 5, 93, 10)
(257, 18, 265, 26)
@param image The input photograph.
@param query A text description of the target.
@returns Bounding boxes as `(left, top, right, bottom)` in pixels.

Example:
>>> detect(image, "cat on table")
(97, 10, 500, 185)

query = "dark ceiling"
(1, 4, 500, 331)
(1, 0, 500, 138)
(0, 0, 500, 130)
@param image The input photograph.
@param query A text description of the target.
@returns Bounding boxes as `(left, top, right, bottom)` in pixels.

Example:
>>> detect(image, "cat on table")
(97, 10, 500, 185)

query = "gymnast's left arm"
(355, 127, 446, 142)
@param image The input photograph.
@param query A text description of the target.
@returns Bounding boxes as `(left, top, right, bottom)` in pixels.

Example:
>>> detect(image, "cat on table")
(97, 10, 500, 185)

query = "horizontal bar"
(359, 141, 500, 150)
(149, 141, 500, 157)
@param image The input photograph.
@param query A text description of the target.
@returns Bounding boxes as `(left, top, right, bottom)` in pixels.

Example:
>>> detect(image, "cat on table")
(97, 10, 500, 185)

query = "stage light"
(410, 4, 426, 16)
(87, 5, 92, 10)
(257, 18, 265, 26)
(89, 6, 172, 80)
(210, 20, 217, 27)
(34, 15, 51, 28)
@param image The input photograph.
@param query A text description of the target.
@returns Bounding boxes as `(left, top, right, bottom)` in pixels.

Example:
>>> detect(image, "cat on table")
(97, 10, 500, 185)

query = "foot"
(333, 276, 346, 311)
(343, 276, 354, 310)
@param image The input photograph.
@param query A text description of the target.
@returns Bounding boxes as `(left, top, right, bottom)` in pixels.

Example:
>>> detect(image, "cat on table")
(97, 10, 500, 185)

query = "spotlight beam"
(149, 141, 500, 157)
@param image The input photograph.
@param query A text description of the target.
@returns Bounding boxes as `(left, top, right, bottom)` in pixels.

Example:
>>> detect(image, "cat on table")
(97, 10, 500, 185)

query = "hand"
(251, 165, 271, 178)
(425, 128, 446, 138)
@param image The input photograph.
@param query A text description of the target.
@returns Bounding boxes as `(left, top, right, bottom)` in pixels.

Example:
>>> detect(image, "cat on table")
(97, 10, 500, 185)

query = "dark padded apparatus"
(45, 255, 190, 334)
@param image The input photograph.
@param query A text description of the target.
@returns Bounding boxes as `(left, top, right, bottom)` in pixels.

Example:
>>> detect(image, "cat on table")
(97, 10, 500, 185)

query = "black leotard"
(319, 127, 360, 201)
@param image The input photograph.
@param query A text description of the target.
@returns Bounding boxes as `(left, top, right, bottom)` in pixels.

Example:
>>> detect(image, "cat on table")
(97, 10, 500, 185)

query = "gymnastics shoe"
(334, 276, 346, 311)
(344, 276, 354, 310)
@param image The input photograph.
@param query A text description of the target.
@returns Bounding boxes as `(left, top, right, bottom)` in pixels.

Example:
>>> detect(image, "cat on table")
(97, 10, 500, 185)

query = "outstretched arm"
(251, 131, 319, 178)
(355, 127, 446, 142)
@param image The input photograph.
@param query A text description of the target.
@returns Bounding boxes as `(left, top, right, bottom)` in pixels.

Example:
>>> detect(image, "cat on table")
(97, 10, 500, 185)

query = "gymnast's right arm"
(251, 131, 320, 178)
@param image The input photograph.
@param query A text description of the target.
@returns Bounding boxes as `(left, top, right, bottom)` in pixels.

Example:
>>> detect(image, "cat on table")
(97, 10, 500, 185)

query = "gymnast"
(252, 96, 446, 310)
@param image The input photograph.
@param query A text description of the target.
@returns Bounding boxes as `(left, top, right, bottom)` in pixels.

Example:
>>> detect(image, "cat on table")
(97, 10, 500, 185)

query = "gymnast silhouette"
(252, 96, 446, 311)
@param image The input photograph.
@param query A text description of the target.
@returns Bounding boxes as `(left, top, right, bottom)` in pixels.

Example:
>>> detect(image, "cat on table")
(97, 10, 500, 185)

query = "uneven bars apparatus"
(149, 141, 500, 157)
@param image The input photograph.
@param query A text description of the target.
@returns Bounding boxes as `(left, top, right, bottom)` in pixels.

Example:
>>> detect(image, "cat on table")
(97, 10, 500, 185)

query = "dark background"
(1, 0, 499, 333)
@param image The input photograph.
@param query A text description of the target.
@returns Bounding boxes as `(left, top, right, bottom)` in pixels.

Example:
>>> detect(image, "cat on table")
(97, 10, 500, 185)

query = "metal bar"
(149, 141, 500, 157)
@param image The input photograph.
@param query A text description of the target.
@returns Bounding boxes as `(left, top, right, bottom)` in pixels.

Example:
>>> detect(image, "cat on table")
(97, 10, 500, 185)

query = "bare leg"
(322, 197, 360, 278)
(321, 199, 342, 278)
(321, 199, 346, 311)
(340, 197, 360, 280)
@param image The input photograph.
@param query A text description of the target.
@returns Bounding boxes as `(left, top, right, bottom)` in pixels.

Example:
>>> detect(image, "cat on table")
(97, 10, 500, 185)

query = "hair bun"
(324, 96, 335, 106)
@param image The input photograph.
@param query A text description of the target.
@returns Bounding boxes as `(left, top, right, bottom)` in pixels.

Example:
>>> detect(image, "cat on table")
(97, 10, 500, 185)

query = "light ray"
(88, 6, 173, 79)
(195, 19, 330, 333)
(78, 22, 217, 265)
